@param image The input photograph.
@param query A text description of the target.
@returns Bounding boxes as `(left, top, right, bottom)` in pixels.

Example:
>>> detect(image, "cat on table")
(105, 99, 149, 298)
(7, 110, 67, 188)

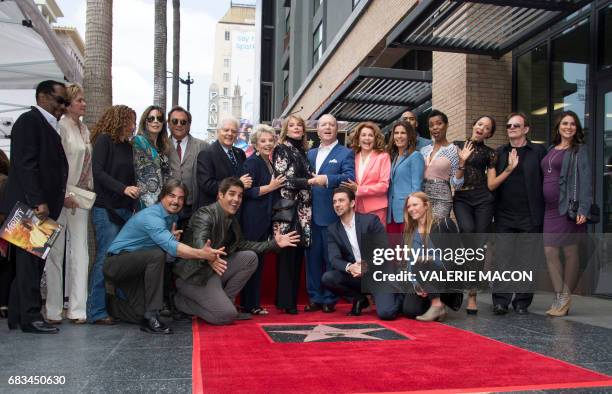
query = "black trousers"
(103, 247, 165, 323)
(240, 252, 266, 311)
(454, 189, 494, 244)
(321, 269, 365, 300)
(492, 221, 541, 309)
(8, 247, 44, 325)
(0, 249, 15, 307)
(276, 246, 304, 309)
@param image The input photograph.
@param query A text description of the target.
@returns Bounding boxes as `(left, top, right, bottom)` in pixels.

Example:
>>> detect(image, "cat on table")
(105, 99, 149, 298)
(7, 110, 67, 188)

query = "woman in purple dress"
(541, 111, 592, 317)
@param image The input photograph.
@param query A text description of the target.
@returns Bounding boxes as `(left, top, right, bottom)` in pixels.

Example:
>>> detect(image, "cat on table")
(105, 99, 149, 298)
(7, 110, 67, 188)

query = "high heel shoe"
(416, 305, 447, 322)
(0, 306, 8, 319)
(546, 293, 561, 315)
(548, 293, 571, 317)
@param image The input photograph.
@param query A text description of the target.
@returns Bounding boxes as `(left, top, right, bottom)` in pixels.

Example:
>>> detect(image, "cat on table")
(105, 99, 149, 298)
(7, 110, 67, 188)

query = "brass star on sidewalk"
(268, 324, 386, 342)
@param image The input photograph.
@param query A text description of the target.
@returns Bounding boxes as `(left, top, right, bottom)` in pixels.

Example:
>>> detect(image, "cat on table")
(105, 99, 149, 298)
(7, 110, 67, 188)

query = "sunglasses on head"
(48, 93, 70, 106)
(146, 115, 164, 123)
(171, 118, 189, 126)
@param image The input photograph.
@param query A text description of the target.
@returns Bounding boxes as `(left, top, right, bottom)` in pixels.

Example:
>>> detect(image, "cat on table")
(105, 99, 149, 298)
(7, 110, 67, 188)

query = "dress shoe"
(284, 308, 298, 315)
(416, 305, 447, 322)
(514, 306, 529, 315)
(235, 312, 252, 321)
(70, 318, 87, 324)
(172, 311, 192, 322)
(547, 293, 571, 317)
(92, 316, 117, 325)
(21, 320, 59, 334)
(347, 297, 369, 316)
(493, 304, 509, 315)
(140, 317, 173, 334)
(322, 304, 336, 313)
(304, 302, 323, 312)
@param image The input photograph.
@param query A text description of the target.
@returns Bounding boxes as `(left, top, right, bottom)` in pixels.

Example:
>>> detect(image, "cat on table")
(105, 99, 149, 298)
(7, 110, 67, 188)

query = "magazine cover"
(0, 201, 63, 259)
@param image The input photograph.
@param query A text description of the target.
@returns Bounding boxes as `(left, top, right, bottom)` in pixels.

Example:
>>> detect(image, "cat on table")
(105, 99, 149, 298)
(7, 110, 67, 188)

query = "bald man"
(304, 114, 355, 313)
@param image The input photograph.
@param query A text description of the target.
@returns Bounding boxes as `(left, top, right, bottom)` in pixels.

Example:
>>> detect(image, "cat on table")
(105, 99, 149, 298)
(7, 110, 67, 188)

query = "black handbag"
(272, 199, 297, 223)
(567, 152, 600, 224)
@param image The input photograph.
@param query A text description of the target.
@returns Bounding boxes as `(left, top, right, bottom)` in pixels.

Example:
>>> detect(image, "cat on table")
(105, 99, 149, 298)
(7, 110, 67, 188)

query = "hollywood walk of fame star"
(268, 324, 387, 342)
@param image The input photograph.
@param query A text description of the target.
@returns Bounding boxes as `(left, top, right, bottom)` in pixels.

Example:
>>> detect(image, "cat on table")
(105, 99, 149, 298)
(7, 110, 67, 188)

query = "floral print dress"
(133, 135, 171, 210)
(272, 138, 313, 247)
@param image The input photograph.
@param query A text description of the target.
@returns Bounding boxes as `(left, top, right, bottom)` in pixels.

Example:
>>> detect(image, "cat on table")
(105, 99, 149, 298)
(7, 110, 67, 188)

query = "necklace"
(547, 148, 564, 173)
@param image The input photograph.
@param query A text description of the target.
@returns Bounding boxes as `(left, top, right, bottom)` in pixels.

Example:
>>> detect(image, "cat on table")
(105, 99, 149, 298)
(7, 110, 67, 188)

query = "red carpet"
(191, 305, 612, 393)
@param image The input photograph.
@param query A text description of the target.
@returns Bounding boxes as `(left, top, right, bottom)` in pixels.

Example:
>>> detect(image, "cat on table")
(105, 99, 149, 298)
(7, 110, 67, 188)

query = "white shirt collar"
(319, 139, 338, 152)
(35, 105, 60, 134)
(341, 212, 356, 230)
(172, 135, 189, 145)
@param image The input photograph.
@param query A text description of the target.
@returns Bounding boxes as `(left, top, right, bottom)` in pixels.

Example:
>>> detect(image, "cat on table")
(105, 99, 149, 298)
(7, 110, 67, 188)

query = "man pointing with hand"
(103, 179, 225, 334)
(174, 177, 300, 325)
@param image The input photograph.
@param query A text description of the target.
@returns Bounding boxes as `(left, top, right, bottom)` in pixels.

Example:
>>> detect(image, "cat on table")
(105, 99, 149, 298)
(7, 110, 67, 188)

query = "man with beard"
(103, 179, 225, 334)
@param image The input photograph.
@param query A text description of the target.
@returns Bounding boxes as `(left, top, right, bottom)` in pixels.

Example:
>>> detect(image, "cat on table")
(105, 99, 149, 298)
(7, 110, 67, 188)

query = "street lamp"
(167, 71, 195, 111)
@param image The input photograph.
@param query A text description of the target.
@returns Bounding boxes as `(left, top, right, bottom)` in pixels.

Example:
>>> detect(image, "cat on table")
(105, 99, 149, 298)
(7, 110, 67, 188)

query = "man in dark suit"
(195, 118, 252, 209)
(492, 112, 546, 315)
(323, 187, 389, 316)
(0, 80, 69, 333)
(167, 106, 207, 224)
(305, 114, 355, 313)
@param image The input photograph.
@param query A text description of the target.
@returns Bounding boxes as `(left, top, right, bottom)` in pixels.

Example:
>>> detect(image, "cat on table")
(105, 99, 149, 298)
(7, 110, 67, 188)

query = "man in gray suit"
(167, 106, 207, 225)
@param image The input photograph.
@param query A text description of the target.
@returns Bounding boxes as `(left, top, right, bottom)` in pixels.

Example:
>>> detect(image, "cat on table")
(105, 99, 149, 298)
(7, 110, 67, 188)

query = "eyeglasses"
(171, 118, 189, 126)
(146, 115, 164, 123)
(48, 93, 70, 106)
(506, 123, 523, 129)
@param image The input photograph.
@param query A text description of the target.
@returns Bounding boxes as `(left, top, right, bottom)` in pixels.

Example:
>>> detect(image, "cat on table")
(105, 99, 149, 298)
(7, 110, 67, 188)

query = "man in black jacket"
(195, 118, 252, 208)
(174, 177, 299, 325)
(492, 112, 546, 315)
(1, 80, 69, 334)
(323, 187, 398, 318)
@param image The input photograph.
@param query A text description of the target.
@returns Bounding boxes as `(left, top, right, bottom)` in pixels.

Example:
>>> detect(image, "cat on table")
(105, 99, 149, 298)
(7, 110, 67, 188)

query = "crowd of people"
(0, 79, 594, 335)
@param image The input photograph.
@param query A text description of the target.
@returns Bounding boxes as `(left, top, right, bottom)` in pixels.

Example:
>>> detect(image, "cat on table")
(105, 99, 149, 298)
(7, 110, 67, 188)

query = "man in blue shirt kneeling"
(103, 179, 225, 334)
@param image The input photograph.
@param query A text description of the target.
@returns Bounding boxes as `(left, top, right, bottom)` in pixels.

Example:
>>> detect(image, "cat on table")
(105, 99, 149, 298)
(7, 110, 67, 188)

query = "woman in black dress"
(239, 125, 286, 315)
(272, 115, 313, 314)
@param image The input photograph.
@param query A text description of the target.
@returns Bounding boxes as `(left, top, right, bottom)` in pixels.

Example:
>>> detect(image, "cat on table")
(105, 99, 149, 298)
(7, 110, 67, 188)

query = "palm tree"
(83, 0, 113, 128)
(153, 0, 167, 110)
(171, 0, 180, 107)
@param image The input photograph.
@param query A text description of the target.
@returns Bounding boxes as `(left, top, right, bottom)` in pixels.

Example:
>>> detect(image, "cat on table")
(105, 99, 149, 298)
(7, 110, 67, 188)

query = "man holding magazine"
(0, 80, 69, 334)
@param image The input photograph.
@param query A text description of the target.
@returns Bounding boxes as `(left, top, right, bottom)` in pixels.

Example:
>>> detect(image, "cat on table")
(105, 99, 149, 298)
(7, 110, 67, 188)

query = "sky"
(55, 0, 237, 139)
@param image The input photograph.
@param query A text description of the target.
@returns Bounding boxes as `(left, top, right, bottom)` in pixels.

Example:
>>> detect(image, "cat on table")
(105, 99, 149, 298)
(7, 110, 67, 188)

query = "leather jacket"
(174, 201, 278, 286)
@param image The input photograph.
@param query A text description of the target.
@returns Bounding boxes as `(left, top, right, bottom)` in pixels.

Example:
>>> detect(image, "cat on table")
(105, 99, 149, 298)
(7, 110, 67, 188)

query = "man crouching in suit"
(323, 187, 397, 318)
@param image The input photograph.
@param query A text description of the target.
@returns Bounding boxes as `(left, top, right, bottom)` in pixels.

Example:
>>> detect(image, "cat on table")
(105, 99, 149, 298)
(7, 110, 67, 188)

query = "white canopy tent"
(0, 0, 82, 154)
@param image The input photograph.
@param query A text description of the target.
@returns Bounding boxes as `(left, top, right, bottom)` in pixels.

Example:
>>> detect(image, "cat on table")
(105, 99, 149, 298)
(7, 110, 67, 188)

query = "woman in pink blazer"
(342, 121, 391, 226)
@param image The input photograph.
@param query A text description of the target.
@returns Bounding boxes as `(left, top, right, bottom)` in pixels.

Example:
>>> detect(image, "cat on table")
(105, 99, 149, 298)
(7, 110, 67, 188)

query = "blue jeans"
(86, 207, 132, 322)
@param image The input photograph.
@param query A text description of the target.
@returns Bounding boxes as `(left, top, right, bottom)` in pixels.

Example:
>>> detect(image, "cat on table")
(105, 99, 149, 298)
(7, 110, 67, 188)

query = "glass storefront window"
(604, 90, 612, 232)
(600, 4, 612, 71)
(551, 18, 590, 132)
(516, 44, 548, 143)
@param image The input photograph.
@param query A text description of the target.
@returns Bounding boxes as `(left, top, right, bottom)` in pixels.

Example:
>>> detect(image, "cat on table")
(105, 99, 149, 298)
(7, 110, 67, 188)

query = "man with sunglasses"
(1, 80, 69, 333)
(491, 112, 546, 316)
(167, 106, 207, 225)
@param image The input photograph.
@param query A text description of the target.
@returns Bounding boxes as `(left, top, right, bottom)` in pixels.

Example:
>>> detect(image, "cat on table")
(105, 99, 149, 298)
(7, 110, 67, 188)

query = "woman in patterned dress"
(133, 106, 172, 210)
(420, 110, 464, 218)
(272, 115, 313, 314)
